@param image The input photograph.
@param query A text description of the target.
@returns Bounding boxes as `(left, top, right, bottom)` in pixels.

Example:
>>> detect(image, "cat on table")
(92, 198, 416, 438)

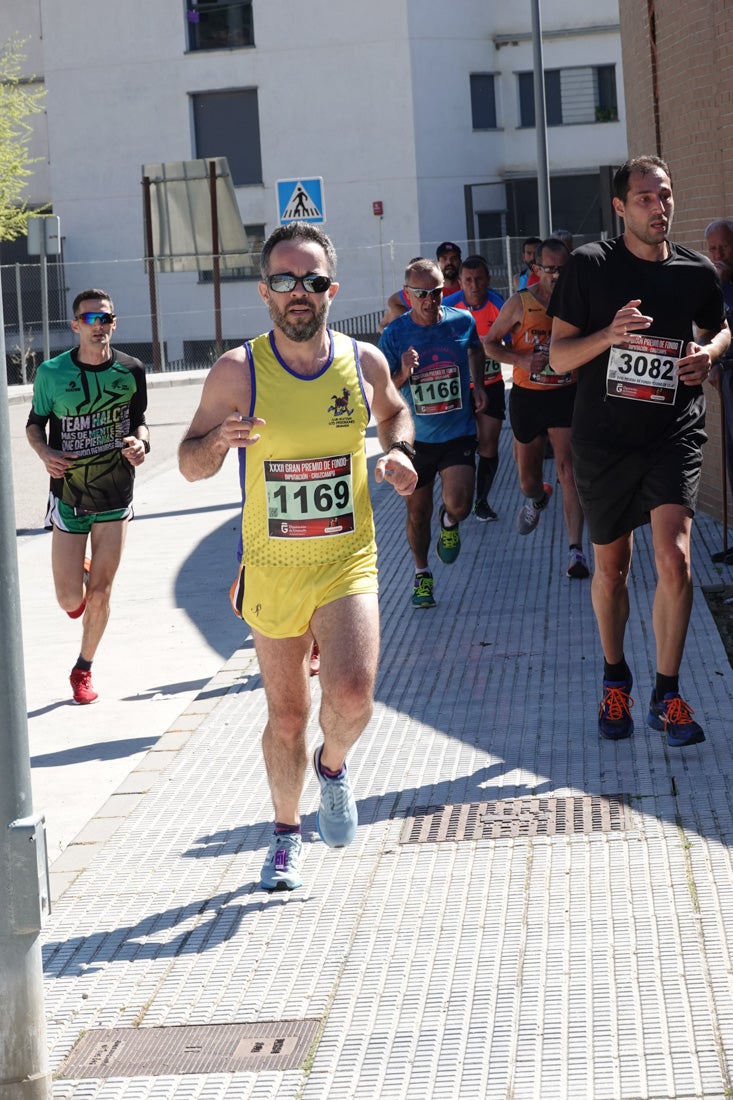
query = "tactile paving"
(42, 422, 733, 1099)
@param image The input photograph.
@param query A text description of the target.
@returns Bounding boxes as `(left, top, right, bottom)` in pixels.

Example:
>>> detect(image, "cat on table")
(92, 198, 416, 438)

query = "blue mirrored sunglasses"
(76, 312, 116, 325)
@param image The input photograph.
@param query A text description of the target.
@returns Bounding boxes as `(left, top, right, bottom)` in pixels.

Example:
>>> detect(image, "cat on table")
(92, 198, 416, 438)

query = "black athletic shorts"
(413, 434, 477, 490)
(509, 383, 576, 444)
(474, 379, 506, 421)
(572, 425, 707, 545)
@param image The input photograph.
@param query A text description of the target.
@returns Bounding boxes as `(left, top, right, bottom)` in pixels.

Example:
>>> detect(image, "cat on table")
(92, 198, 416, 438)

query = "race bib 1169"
(265, 453, 354, 538)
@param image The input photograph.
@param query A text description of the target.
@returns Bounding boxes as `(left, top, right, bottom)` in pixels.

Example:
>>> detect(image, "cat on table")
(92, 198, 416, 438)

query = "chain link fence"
(3, 235, 600, 386)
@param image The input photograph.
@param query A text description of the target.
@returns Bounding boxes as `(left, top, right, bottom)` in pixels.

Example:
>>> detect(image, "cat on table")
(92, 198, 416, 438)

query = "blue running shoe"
(436, 506, 461, 564)
(313, 746, 358, 847)
(260, 831, 303, 891)
(598, 678, 634, 740)
(647, 691, 705, 747)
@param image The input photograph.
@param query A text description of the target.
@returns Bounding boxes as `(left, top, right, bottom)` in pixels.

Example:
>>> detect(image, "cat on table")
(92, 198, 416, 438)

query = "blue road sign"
(276, 178, 325, 224)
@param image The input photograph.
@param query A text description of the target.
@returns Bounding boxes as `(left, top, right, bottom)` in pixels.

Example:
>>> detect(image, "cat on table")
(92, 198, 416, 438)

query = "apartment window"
(192, 89, 262, 186)
(470, 74, 498, 130)
(186, 0, 254, 51)
(518, 65, 618, 127)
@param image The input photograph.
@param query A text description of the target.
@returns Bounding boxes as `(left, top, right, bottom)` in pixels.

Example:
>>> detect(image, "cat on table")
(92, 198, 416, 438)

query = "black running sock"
(476, 455, 498, 501)
(569, 543, 583, 553)
(532, 489, 548, 509)
(604, 658, 631, 684)
(274, 822, 301, 835)
(74, 657, 92, 672)
(655, 673, 679, 700)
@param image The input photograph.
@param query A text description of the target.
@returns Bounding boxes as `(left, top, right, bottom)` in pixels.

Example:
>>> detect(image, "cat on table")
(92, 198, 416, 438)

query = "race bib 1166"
(410, 361, 463, 415)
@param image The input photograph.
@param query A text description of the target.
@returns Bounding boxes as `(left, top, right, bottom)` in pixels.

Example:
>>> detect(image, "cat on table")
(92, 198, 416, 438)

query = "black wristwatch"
(388, 440, 416, 460)
(141, 438, 151, 454)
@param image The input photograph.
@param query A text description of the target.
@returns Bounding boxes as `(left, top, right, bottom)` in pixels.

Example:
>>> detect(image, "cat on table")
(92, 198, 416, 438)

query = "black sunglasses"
(266, 273, 332, 294)
(76, 311, 116, 325)
(405, 285, 444, 300)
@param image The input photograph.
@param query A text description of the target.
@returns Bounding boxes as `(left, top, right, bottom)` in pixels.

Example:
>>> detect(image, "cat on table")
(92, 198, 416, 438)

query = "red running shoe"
(70, 667, 98, 705)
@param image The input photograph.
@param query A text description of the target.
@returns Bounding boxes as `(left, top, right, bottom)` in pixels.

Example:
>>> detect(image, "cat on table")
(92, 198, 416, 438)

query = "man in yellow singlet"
(179, 223, 417, 892)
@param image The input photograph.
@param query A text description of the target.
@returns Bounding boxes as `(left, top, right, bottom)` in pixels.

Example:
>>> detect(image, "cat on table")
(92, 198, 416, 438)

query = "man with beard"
(179, 223, 417, 891)
(513, 236, 542, 292)
(436, 241, 462, 297)
(549, 155, 729, 746)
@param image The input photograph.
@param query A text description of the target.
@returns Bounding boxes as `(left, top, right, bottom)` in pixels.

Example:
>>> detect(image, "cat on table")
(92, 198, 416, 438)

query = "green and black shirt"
(27, 347, 147, 515)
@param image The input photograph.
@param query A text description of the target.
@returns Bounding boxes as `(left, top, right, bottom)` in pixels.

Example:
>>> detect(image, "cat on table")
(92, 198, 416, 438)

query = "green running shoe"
(436, 506, 461, 563)
(411, 571, 436, 608)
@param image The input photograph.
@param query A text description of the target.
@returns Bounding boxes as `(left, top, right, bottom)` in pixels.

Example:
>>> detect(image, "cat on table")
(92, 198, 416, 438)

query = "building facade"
(6, 0, 628, 368)
(618, 0, 733, 522)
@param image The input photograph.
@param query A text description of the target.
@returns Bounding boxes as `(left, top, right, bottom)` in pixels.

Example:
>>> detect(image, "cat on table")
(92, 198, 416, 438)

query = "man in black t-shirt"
(548, 155, 729, 746)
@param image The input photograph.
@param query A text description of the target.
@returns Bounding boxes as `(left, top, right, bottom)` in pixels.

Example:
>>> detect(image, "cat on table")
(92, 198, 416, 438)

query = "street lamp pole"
(531, 0, 552, 237)
(0, 266, 52, 1100)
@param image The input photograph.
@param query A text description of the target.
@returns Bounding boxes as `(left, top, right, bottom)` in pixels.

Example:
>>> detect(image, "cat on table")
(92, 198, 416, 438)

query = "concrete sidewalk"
(13, 372, 249, 869)
(27, 409, 733, 1098)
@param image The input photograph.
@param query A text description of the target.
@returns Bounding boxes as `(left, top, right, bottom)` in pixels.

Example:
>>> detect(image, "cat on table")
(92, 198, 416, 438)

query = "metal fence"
(2, 235, 600, 385)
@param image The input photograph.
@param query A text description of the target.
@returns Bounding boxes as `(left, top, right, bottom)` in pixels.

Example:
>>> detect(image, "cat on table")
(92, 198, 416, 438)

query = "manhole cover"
(400, 794, 630, 843)
(58, 1019, 321, 1079)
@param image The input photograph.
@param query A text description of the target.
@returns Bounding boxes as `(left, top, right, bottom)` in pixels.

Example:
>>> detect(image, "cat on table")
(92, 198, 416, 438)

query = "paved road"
(7, 373, 251, 863)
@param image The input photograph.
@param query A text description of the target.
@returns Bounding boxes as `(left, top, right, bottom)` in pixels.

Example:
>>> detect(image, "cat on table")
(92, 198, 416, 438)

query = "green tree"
(0, 35, 46, 242)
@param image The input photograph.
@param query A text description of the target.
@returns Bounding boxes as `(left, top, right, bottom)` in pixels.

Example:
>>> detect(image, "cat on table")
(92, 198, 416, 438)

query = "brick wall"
(619, 0, 733, 526)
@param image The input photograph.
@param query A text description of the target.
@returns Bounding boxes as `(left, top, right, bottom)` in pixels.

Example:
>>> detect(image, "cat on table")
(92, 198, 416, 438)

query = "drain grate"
(58, 1019, 321, 1079)
(400, 794, 630, 843)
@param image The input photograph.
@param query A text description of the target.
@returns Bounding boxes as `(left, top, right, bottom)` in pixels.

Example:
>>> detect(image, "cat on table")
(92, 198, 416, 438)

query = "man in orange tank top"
(484, 239, 589, 579)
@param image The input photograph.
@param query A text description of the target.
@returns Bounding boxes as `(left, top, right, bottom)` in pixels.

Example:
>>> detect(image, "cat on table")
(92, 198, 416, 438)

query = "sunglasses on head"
(266, 273, 332, 294)
(76, 311, 116, 325)
(405, 285, 444, 300)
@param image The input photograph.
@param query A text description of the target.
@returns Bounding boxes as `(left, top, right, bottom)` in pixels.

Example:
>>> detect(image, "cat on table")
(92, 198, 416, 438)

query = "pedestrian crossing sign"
(276, 177, 325, 225)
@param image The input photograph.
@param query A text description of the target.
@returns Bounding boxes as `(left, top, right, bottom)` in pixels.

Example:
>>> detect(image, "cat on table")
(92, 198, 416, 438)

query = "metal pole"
(504, 236, 514, 300)
(142, 177, 163, 373)
(377, 214, 385, 303)
(531, 0, 552, 237)
(0, 266, 52, 1100)
(39, 250, 49, 365)
(14, 265, 26, 386)
(209, 160, 222, 353)
(717, 393, 721, 554)
(464, 183, 476, 254)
